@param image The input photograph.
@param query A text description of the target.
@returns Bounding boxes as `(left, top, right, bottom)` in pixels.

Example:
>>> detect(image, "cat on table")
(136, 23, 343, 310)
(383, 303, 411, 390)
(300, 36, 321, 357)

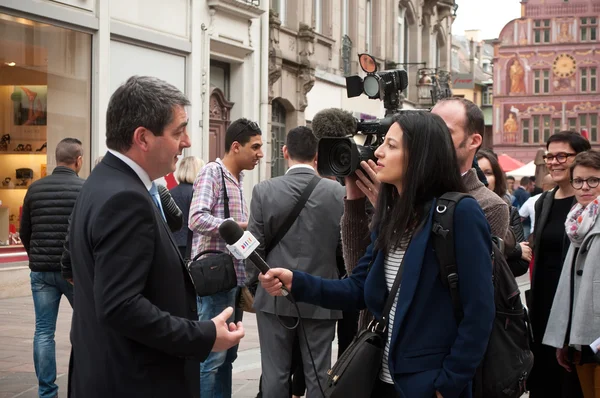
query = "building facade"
(0, 0, 269, 282)
(451, 30, 494, 148)
(267, 0, 457, 177)
(493, 0, 600, 162)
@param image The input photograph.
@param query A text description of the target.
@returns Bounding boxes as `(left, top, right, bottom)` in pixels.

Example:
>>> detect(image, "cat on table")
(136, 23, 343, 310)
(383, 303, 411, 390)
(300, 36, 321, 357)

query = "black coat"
(67, 152, 215, 398)
(20, 166, 84, 272)
(505, 206, 529, 277)
(169, 182, 194, 249)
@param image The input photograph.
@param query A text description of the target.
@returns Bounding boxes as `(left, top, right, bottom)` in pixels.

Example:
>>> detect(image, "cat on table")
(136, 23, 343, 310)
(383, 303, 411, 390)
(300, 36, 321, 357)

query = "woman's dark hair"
(546, 130, 591, 153)
(570, 150, 600, 178)
(476, 149, 507, 199)
(372, 111, 466, 252)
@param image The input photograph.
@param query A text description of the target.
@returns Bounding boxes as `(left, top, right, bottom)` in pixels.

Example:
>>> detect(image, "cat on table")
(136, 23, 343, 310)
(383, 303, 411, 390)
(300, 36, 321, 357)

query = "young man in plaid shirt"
(189, 118, 263, 397)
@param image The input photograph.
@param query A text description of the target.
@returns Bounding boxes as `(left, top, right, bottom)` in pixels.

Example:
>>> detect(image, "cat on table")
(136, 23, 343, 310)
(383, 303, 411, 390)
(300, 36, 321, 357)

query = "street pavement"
(0, 274, 531, 398)
(0, 295, 262, 398)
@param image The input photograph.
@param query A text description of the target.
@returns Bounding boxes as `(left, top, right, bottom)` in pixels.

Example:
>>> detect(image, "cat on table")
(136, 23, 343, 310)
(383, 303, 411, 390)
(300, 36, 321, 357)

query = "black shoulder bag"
(186, 166, 237, 297)
(323, 250, 406, 398)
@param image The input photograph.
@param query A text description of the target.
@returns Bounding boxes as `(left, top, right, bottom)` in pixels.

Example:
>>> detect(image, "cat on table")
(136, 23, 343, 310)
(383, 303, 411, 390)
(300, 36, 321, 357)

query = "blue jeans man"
(30, 271, 73, 398)
(197, 286, 242, 398)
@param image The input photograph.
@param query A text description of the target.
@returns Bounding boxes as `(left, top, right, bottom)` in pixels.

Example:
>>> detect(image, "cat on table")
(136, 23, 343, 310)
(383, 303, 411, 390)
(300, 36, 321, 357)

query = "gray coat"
(247, 167, 345, 319)
(543, 217, 600, 348)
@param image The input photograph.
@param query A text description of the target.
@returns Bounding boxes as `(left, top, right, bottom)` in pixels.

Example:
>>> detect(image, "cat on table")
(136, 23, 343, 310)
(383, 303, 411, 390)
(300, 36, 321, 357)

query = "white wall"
(110, 0, 189, 39)
(305, 80, 344, 121)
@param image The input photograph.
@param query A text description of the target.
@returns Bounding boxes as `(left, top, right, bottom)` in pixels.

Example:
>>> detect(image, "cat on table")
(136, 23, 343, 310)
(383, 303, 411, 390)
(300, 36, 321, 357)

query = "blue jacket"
(292, 197, 495, 398)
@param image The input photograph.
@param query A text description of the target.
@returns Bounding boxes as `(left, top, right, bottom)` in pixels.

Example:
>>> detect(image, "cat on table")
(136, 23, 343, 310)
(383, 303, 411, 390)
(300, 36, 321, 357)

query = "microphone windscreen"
(218, 219, 244, 245)
(312, 108, 357, 140)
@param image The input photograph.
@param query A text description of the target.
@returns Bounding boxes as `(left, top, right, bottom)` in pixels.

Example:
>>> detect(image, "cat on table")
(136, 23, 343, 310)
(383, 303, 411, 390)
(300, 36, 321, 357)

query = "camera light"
(363, 75, 380, 98)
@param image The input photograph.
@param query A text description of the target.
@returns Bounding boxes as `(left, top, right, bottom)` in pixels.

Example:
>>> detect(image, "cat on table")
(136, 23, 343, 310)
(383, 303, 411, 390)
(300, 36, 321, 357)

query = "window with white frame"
(580, 67, 597, 92)
(482, 86, 493, 106)
(341, 0, 349, 37)
(366, 0, 372, 52)
(534, 69, 551, 93)
(273, 0, 286, 25)
(313, 0, 322, 34)
(522, 119, 530, 143)
(532, 115, 540, 143)
(578, 114, 598, 142)
(397, 9, 405, 64)
(533, 19, 551, 44)
(580, 17, 598, 42)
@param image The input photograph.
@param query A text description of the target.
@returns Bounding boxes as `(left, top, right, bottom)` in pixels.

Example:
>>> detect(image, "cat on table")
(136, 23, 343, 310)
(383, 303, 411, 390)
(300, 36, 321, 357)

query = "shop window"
(0, 13, 91, 262)
(271, 100, 287, 178)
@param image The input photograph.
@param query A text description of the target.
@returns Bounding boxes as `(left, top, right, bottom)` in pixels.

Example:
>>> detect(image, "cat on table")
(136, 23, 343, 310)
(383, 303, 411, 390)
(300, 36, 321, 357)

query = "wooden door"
(208, 88, 234, 161)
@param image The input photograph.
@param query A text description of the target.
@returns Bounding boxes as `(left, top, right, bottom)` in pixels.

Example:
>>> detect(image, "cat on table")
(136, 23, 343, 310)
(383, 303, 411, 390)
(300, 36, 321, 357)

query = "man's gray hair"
(106, 76, 190, 152)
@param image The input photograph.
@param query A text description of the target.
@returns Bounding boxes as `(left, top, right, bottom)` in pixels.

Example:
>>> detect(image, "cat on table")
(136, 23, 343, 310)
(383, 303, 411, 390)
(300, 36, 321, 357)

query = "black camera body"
(317, 54, 407, 178)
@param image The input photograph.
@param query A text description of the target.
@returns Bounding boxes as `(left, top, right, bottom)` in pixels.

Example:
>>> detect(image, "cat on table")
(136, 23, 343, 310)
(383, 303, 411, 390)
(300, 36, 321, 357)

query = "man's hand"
(237, 221, 248, 230)
(211, 307, 245, 352)
(66, 278, 74, 285)
(258, 268, 293, 296)
(519, 242, 532, 262)
(556, 346, 572, 372)
(436, 391, 443, 398)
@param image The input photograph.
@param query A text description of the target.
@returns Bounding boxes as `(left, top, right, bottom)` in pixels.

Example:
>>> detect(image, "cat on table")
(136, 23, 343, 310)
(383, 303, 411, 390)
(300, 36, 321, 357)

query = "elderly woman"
(544, 150, 600, 398)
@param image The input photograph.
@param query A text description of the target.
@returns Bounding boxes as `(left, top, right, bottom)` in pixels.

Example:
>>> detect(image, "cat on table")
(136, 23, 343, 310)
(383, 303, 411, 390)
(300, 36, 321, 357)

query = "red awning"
(498, 154, 525, 172)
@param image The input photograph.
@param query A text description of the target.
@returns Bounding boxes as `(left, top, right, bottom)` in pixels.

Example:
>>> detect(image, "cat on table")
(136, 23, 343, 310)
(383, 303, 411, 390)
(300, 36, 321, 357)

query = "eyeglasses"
(230, 120, 261, 143)
(571, 177, 600, 189)
(543, 152, 577, 164)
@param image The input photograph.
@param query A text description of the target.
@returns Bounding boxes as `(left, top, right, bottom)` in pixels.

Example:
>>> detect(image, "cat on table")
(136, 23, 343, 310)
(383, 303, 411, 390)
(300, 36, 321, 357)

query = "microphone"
(311, 108, 357, 140)
(218, 220, 289, 297)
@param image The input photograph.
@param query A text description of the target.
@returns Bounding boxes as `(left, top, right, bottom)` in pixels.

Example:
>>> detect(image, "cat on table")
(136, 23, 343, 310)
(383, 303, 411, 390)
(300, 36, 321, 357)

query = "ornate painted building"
(493, 0, 600, 162)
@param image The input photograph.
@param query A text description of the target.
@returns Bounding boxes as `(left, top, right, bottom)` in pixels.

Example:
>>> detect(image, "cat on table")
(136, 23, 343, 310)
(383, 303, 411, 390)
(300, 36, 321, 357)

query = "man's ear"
(282, 145, 289, 160)
(132, 127, 152, 152)
(470, 133, 483, 151)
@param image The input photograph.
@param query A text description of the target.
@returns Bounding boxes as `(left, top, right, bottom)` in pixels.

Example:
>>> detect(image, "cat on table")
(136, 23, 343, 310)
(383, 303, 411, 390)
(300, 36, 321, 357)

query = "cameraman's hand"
(259, 268, 293, 296)
(356, 160, 380, 207)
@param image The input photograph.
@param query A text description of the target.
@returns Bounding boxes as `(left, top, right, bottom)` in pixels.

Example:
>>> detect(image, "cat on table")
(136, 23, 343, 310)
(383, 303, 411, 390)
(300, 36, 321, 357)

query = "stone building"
(267, 0, 457, 177)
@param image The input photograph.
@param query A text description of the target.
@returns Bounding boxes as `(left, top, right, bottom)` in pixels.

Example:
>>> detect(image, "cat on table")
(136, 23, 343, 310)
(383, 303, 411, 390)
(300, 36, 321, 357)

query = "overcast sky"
(452, 0, 522, 40)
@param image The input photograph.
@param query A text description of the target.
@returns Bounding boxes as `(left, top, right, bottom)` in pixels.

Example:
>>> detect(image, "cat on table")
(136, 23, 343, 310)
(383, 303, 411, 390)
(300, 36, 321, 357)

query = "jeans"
(197, 287, 242, 398)
(30, 271, 74, 398)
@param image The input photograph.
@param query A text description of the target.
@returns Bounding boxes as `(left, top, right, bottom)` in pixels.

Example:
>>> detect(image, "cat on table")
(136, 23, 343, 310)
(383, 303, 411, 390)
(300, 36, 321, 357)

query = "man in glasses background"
(189, 118, 264, 397)
(527, 131, 590, 398)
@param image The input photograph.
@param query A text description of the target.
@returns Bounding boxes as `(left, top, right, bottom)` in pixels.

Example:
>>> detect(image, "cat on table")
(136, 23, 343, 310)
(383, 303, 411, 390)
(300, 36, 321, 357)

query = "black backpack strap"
(431, 192, 471, 322)
(265, 175, 321, 256)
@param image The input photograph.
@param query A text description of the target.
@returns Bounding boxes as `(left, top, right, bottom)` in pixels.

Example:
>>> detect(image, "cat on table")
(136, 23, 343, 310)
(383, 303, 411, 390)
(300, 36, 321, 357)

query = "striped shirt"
(188, 159, 248, 286)
(380, 235, 412, 384)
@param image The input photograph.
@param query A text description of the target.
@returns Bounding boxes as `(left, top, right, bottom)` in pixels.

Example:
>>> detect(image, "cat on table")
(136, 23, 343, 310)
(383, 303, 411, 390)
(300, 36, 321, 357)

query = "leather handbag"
(323, 250, 405, 398)
(188, 249, 237, 297)
(186, 165, 237, 297)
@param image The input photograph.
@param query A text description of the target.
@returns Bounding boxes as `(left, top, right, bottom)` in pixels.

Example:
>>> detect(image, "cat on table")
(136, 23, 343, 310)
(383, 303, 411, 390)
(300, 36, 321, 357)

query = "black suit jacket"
(68, 152, 215, 398)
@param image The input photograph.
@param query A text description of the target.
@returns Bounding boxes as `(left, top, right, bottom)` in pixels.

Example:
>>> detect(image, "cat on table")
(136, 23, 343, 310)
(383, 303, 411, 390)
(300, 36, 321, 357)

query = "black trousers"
(371, 379, 400, 398)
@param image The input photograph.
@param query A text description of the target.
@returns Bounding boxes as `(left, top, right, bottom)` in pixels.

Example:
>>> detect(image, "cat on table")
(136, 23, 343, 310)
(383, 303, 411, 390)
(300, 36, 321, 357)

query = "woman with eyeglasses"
(527, 131, 591, 398)
(544, 150, 600, 398)
(258, 111, 495, 398)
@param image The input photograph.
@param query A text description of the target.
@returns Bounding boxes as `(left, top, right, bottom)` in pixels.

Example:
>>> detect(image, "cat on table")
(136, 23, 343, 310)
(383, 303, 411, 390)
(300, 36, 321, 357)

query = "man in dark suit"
(67, 76, 244, 398)
(247, 126, 345, 397)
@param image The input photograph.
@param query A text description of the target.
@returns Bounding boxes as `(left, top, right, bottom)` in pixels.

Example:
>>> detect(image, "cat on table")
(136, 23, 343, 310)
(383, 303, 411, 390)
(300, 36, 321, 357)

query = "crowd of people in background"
(19, 75, 600, 398)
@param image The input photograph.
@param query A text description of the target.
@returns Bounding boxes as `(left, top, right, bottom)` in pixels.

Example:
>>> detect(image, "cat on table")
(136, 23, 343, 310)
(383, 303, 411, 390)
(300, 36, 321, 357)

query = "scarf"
(565, 196, 600, 247)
